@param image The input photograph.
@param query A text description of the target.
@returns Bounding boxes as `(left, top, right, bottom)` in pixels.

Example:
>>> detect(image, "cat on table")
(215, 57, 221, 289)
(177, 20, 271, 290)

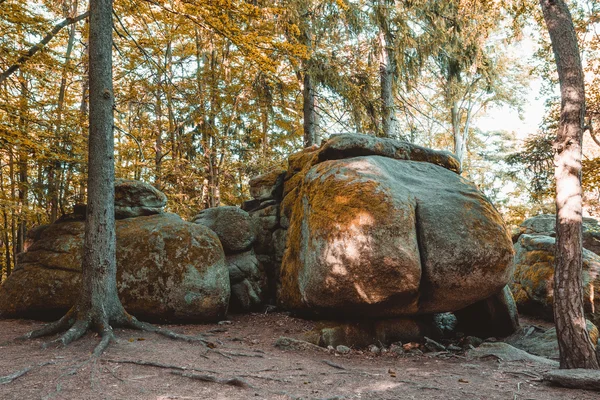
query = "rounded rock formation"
(0, 213, 229, 322)
(278, 136, 514, 319)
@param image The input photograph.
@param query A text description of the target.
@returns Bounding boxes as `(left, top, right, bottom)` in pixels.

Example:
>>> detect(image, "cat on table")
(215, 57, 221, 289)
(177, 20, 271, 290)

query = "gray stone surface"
(114, 178, 167, 218)
(543, 369, 600, 391)
(226, 250, 265, 311)
(193, 206, 256, 253)
(504, 320, 598, 360)
(466, 342, 559, 366)
(513, 214, 600, 255)
(317, 133, 461, 173)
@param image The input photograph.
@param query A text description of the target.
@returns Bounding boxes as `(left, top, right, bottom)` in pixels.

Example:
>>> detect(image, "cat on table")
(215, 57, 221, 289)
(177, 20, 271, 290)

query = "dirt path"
(0, 313, 594, 399)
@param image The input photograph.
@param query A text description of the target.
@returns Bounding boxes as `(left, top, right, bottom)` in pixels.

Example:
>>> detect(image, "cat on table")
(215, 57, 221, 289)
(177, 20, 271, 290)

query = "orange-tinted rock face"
(511, 234, 600, 325)
(0, 213, 229, 322)
(279, 155, 514, 318)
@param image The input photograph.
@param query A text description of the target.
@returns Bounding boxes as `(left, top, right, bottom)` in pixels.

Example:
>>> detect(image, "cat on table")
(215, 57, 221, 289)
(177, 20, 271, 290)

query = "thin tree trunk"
(451, 102, 465, 167)
(16, 73, 29, 254)
(303, 72, 317, 147)
(540, 0, 600, 369)
(302, 13, 316, 148)
(50, 1, 79, 221)
(378, 29, 397, 138)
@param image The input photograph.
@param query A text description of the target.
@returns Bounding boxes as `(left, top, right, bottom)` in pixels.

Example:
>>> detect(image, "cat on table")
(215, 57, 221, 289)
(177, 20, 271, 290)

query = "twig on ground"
(238, 374, 290, 383)
(323, 360, 346, 370)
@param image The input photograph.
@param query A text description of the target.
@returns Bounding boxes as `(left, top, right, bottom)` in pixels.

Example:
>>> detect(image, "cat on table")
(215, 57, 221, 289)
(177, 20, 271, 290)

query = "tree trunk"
(302, 13, 317, 148)
(378, 29, 397, 138)
(303, 72, 317, 147)
(451, 102, 465, 167)
(539, 0, 600, 369)
(80, 0, 125, 324)
(16, 73, 29, 254)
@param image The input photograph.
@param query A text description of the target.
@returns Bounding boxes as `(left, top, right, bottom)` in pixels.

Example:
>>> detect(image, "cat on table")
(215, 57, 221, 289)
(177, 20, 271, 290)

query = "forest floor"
(0, 312, 596, 400)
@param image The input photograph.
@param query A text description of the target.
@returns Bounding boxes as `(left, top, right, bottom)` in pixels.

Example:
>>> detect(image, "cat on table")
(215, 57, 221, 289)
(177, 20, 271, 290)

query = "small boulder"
(114, 178, 167, 218)
(248, 168, 286, 201)
(513, 214, 600, 255)
(511, 234, 600, 325)
(227, 250, 265, 311)
(193, 206, 256, 253)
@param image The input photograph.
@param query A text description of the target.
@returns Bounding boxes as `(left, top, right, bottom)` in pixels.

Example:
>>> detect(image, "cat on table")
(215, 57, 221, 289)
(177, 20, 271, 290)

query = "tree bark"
(303, 72, 317, 147)
(79, 0, 126, 327)
(539, 0, 600, 369)
(378, 29, 397, 138)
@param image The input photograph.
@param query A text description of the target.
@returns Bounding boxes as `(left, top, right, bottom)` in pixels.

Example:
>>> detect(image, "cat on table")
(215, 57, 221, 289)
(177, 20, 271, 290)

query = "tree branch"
(0, 11, 89, 85)
(584, 117, 600, 147)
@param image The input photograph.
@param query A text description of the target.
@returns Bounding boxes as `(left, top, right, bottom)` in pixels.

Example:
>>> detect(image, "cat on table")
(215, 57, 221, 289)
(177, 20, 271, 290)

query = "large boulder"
(0, 213, 229, 322)
(192, 206, 256, 253)
(513, 214, 600, 255)
(511, 234, 600, 325)
(279, 152, 514, 318)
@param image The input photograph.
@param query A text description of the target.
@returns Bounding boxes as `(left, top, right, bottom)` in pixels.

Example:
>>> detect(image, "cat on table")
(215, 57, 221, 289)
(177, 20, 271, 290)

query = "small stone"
(368, 344, 380, 354)
(462, 336, 483, 349)
(336, 345, 351, 354)
(407, 349, 423, 356)
(447, 344, 462, 352)
(218, 320, 232, 325)
(389, 343, 404, 355)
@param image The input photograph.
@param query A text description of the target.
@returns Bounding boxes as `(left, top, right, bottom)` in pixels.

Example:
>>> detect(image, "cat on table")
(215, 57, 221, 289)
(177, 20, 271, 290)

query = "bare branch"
(0, 11, 89, 85)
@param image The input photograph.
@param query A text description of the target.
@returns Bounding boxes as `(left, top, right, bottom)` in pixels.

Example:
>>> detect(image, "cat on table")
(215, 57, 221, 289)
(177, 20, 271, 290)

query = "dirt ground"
(0, 312, 596, 400)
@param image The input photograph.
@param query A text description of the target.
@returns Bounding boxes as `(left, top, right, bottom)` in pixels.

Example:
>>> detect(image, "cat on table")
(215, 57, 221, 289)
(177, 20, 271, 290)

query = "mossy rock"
(510, 234, 600, 325)
(279, 155, 514, 318)
(0, 213, 229, 322)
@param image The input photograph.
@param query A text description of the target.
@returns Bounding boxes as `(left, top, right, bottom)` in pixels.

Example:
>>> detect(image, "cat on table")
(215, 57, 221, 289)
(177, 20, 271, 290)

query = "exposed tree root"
(170, 370, 252, 389)
(103, 359, 218, 374)
(18, 309, 76, 341)
(0, 361, 54, 385)
(0, 366, 34, 385)
(124, 318, 210, 346)
(19, 307, 211, 357)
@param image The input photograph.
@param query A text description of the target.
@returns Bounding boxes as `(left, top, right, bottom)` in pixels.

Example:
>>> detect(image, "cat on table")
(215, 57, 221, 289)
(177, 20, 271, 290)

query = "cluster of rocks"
(1, 134, 527, 347)
(0, 180, 230, 322)
(244, 134, 519, 344)
(242, 168, 287, 301)
(192, 207, 265, 311)
(510, 214, 600, 326)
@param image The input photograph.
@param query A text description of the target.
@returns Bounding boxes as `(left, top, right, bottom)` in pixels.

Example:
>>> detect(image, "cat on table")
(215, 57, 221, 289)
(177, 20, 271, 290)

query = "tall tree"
(20, 0, 205, 355)
(539, 0, 600, 369)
